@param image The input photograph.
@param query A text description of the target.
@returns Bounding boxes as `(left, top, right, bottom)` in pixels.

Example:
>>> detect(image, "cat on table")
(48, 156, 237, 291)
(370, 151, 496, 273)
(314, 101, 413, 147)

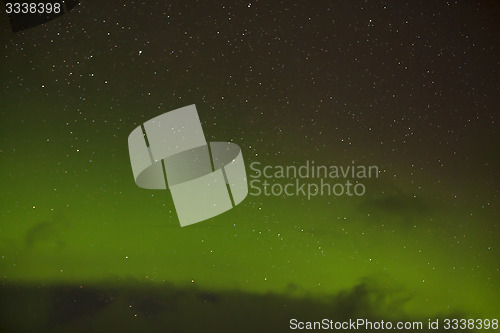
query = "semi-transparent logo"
(128, 105, 248, 227)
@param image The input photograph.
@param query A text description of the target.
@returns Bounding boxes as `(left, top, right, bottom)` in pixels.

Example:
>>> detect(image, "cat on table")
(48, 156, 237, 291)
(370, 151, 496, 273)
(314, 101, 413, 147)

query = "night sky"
(0, 1, 499, 332)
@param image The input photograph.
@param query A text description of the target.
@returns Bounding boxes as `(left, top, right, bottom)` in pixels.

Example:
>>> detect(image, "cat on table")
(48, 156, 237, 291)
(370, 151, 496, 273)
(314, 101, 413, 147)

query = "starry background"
(0, 1, 499, 332)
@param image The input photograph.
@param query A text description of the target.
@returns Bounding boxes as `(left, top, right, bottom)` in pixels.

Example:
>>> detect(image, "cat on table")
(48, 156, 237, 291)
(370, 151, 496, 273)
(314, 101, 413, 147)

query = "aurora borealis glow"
(0, 1, 499, 332)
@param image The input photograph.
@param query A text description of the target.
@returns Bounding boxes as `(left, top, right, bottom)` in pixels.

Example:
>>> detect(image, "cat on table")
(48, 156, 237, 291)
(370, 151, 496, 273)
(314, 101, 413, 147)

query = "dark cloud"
(24, 214, 70, 251)
(0, 280, 472, 333)
(356, 178, 437, 227)
(359, 194, 433, 217)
